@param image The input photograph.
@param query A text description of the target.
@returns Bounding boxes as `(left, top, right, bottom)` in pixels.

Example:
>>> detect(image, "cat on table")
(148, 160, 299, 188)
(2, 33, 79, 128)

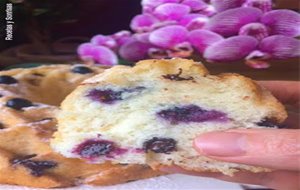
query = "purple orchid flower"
(153, 3, 191, 21)
(77, 43, 118, 66)
(130, 14, 159, 32)
(181, 0, 209, 12)
(179, 14, 209, 30)
(90, 35, 117, 49)
(111, 30, 132, 46)
(119, 38, 153, 61)
(261, 10, 300, 37)
(204, 7, 263, 37)
(203, 36, 258, 62)
(243, 0, 273, 13)
(77, 0, 300, 68)
(247, 35, 300, 60)
(188, 29, 224, 53)
(211, 0, 246, 12)
(239, 22, 269, 41)
(149, 25, 189, 49)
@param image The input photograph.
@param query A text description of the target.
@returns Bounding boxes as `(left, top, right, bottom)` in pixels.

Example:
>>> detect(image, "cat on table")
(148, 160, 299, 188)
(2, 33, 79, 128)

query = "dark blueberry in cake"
(256, 118, 286, 129)
(0, 94, 2, 98)
(0, 123, 4, 129)
(73, 139, 115, 159)
(11, 155, 57, 177)
(5, 98, 33, 110)
(157, 105, 227, 124)
(0, 75, 18, 84)
(87, 86, 145, 104)
(11, 154, 37, 165)
(143, 137, 177, 154)
(87, 89, 123, 104)
(71, 66, 93, 74)
(162, 68, 193, 81)
(22, 160, 57, 176)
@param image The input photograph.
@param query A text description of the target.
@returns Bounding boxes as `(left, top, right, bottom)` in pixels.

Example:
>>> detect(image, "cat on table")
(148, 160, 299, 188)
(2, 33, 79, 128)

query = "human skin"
(161, 81, 300, 190)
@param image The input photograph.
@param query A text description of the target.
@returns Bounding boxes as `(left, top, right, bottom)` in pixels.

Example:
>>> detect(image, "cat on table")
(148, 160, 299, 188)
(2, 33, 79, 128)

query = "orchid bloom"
(77, 0, 300, 68)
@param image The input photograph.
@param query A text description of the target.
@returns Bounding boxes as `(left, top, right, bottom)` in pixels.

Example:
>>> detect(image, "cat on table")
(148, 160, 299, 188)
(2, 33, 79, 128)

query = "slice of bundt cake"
(51, 59, 287, 175)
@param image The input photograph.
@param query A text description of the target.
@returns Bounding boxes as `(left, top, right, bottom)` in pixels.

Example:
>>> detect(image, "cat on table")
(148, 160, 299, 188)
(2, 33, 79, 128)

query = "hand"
(161, 81, 300, 190)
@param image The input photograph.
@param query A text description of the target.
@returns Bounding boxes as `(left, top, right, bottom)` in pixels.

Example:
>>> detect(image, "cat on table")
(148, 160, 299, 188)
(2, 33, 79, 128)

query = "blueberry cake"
(0, 65, 161, 188)
(52, 58, 287, 176)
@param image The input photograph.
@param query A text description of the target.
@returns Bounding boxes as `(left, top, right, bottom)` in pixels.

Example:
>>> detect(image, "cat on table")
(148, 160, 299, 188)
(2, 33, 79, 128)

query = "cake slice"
(51, 58, 287, 175)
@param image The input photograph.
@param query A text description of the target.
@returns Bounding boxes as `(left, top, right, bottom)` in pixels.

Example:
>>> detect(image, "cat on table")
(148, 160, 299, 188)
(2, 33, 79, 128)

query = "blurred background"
(0, 0, 299, 80)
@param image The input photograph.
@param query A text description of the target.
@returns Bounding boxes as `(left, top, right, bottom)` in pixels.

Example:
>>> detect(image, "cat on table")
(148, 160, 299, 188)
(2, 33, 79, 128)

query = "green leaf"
(118, 58, 134, 66)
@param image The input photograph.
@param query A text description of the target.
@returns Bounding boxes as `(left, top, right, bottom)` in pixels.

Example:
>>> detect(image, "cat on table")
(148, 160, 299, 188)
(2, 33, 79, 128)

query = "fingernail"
(194, 132, 247, 157)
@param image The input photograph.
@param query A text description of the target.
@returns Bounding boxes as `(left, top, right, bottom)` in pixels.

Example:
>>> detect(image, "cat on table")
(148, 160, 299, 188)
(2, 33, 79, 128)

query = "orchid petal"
(197, 5, 217, 16)
(246, 50, 270, 60)
(149, 25, 189, 48)
(90, 35, 117, 49)
(245, 59, 270, 69)
(181, 0, 208, 12)
(204, 36, 258, 62)
(153, 3, 191, 21)
(151, 20, 177, 30)
(93, 46, 118, 65)
(133, 33, 151, 43)
(130, 14, 159, 32)
(179, 14, 209, 30)
(143, 6, 154, 14)
(245, 50, 271, 69)
(211, 0, 246, 12)
(148, 47, 169, 59)
(258, 35, 300, 59)
(111, 30, 132, 46)
(167, 42, 194, 57)
(77, 43, 95, 61)
(188, 29, 224, 53)
(119, 39, 152, 61)
(239, 22, 269, 41)
(261, 10, 300, 37)
(141, 0, 180, 8)
(77, 43, 118, 65)
(205, 7, 263, 37)
(243, 0, 272, 13)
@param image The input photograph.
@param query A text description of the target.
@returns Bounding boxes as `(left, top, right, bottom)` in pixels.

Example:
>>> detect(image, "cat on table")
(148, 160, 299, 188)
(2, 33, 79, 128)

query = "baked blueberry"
(143, 137, 177, 154)
(0, 123, 4, 129)
(87, 86, 145, 104)
(87, 89, 123, 104)
(73, 139, 115, 159)
(22, 160, 57, 176)
(0, 75, 18, 84)
(11, 155, 57, 177)
(6, 98, 33, 110)
(256, 118, 286, 129)
(157, 105, 227, 124)
(71, 66, 93, 74)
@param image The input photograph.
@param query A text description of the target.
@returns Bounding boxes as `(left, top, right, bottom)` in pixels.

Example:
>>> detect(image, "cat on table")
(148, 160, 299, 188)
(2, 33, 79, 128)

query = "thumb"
(194, 129, 300, 171)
